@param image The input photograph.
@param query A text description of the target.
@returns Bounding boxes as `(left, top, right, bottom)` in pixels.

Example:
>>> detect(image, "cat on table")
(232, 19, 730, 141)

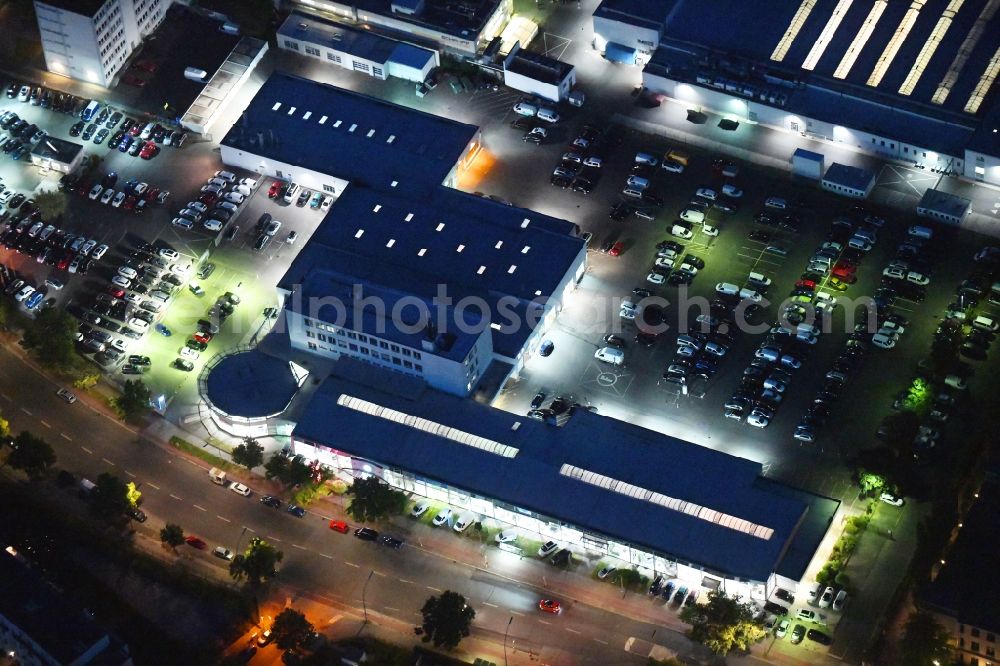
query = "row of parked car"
(0, 109, 47, 160)
(172, 170, 254, 232)
(1, 210, 108, 274)
(549, 124, 604, 193)
(7, 81, 91, 115)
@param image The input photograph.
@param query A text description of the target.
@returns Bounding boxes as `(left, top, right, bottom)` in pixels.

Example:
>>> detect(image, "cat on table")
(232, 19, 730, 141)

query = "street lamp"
(362, 569, 374, 625)
(503, 616, 513, 666)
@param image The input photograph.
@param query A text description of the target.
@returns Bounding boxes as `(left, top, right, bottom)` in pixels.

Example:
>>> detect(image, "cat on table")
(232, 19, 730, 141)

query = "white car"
(654, 256, 676, 270)
(100, 188, 115, 205)
(320, 195, 333, 211)
(187, 201, 208, 214)
(906, 271, 929, 285)
(228, 482, 251, 497)
(179, 208, 202, 222)
(117, 265, 138, 280)
(818, 586, 834, 609)
(112, 191, 126, 207)
(128, 317, 150, 332)
(80, 239, 97, 255)
(92, 244, 108, 260)
(695, 187, 717, 200)
(125, 292, 143, 305)
(538, 541, 560, 557)
(453, 513, 475, 532)
(410, 501, 429, 518)
(883, 266, 906, 280)
(238, 177, 257, 189)
(204, 219, 223, 232)
(872, 332, 897, 349)
(224, 192, 245, 204)
(432, 508, 452, 526)
(722, 183, 742, 197)
(169, 263, 191, 277)
(747, 410, 770, 428)
(776, 619, 790, 639)
(619, 308, 636, 320)
(662, 161, 684, 174)
(180, 346, 200, 360)
(879, 492, 904, 506)
(647, 272, 665, 285)
(158, 247, 179, 261)
(88, 184, 103, 200)
(171, 217, 194, 229)
(133, 182, 148, 195)
(214, 170, 236, 183)
(14, 285, 35, 302)
(832, 589, 847, 611)
(111, 275, 132, 289)
(495, 529, 518, 543)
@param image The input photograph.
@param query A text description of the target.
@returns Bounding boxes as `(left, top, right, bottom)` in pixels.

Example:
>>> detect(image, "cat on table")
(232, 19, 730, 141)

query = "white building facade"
(34, 0, 168, 87)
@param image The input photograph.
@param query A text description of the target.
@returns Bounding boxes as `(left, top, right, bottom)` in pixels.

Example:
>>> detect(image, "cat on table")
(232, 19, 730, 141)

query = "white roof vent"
(303, 111, 312, 120)
(511, 421, 521, 431)
(405, 213, 414, 222)
(386, 239, 395, 248)
(319, 115, 328, 124)
(456, 244, 465, 253)
(521, 218, 530, 228)
(494, 241, 503, 249)
(387, 135, 396, 143)
(348, 123, 357, 132)
(333, 120, 342, 127)
(271, 102, 282, 111)
(435, 223, 445, 232)
(366, 129, 375, 138)
(354, 229, 364, 239)
(417, 248, 427, 256)
(390, 180, 398, 188)
(508, 265, 517, 274)
(373, 204, 382, 213)
(287, 106, 297, 115)
(477, 265, 486, 274)
(521, 245, 531, 254)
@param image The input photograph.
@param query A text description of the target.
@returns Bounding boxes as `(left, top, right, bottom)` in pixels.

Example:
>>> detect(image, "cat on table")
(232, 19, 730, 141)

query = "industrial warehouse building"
(291, 360, 839, 598)
(219, 72, 585, 397)
(594, 0, 1000, 188)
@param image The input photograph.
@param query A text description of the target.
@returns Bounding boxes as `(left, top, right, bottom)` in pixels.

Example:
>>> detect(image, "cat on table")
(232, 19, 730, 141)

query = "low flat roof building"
(29, 135, 84, 174)
(917, 189, 972, 226)
(292, 360, 838, 592)
(502, 43, 576, 103)
(821, 163, 876, 199)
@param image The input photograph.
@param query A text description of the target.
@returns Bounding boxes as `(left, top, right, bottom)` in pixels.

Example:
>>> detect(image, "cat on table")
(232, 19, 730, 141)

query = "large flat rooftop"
(293, 361, 838, 582)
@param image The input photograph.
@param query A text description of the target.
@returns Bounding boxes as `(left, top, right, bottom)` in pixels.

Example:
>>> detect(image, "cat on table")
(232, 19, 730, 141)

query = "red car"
(538, 599, 561, 614)
(832, 264, 856, 280)
(795, 279, 816, 290)
(56, 253, 73, 270)
(608, 241, 624, 257)
(193, 331, 213, 344)
(184, 535, 207, 549)
(123, 195, 138, 210)
(199, 192, 218, 206)
(107, 285, 125, 298)
(139, 142, 158, 159)
(134, 60, 158, 73)
(144, 187, 160, 203)
(128, 123, 143, 137)
(329, 520, 349, 533)
(268, 181, 282, 199)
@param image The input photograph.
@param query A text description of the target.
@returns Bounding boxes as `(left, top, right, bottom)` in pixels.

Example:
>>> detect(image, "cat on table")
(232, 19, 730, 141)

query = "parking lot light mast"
(362, 569, 374, 625)
(503, 615, 513, 666)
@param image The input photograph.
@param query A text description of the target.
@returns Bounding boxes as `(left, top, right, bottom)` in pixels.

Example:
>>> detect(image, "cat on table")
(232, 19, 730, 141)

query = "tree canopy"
(229, 537, 283, 587)
(232, 437, 265, 471)
(419, 591, 475, 650)
(91, 473, 130, 520)
(23, 308, 77, 369)
(33, 191, 67, 221)
(899, 611, 953, 666)
(5, 431, 56, 480)
(345, 475, 408, 523)
(264, 453, 313, 488)
(678, 590, 767, 655)
(114, 380, 151, 422)
(272, 608, 314, 650)
(160, 523, 184, 549)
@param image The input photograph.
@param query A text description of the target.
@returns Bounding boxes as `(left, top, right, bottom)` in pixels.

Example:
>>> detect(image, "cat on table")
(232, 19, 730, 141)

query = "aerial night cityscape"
(0, 0, 998, 664)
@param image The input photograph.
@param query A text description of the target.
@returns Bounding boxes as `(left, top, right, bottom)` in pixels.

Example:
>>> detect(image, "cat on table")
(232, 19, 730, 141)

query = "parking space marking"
(384, 606, 400, 612)
(483, 602, 498, 608)
(565, 627, 581, 634)
(266, 536, 282, 542)
(125, 470, 135, 477)
(292, 544, 307, 550)
(60, 433, 72, 441)
(81, 446, 93, 454)
(399, 578, 415, 584)
(0, 393, 9, 401)
(320, 553, 334, 559)
(193, 504, 206, 511)
(538, 619, 551, 625)
(39, 419, 51, 428)
(102, 457, 114, 466)
(426, 585, 443, 592)
(593, 638, 609, 645)
(19, 407, 31, 415)
(169, 494, 182, 500)
(148, 482, 160, 490)
(344, 561, 360, 568)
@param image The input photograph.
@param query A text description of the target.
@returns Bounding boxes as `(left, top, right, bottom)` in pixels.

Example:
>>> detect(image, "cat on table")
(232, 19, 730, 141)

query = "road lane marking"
(193, 504, 206, 511)
(509, 610, 524, 616)
(217, 515, 230, 522)
(246, 527, 255, 533)
(39, 420, 51, 428)
(148, 483, 161, 490)
(344, 561, 361, 568)
(20, 407, 31, 416)
(266, 536, 282, 542)
(565, 628, 581, 634)
(426, 586, 443, 592)
(169, 494, 182, 500)
(385, 606, 400, 612)
(320, 553, 334, 559)
(483, 602, 498, 608)
(125, 470, 136, 478)
(593, 638, 609, 645)
(81, 446, 93, 454)
(399, 579, 415, 584)
(373, 571, 386, 577)
(102, 458, 114, 466)
(538, 619, 551, 625)
(292, 544, 306, 550)
(60, 433, 72, 441)
(0, 392, 10, 401)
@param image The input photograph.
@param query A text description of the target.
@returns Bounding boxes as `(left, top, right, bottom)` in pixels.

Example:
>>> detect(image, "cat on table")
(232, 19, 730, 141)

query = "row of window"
(304, 318, 423, 359)
(306, 331, 426, 370)
(282, 40, 387, 80)
(958, 638, 996, 658)
(960, 626, 996, 641)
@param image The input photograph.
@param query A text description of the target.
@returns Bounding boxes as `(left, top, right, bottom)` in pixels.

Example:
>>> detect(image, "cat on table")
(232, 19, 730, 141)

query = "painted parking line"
(0, 392, 9, 401)
(565, 627, 581, 634)
(102, 457, 115, 466)
(483, 602, 498, 608)
(39, 420, 51, 428)
(125, 470, 136, 477)
(344, 561, 361, 569)
(20, 407, 31, 415)
(593, 638, 609, 645)
(169, 494, 183, 500)
(384, 606, 400, 612)
(217, 515, 230, 522)
(148, 482, 161, 490)
(81, 446, 93, 454)
(373, 570, 386, 577)
(399, 578, 415, 584)
(292, 544, 307, 550)
(266, 536, 282, 542)
(193, 504, 206, 512)
(426, 586, 443, 592)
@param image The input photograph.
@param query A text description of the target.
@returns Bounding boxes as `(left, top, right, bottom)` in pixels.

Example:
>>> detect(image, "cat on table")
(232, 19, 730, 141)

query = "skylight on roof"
(932, 0, 993, 105)
(337, 394, 520, 458)
(349, 124, 357, 132)
(477, 266, 486, 274)
(490, 322, 502, 330)
(366, 129, 375, 138)
(965, 45, 1000, 113)
(387, 135, 396, 143)
(405, 213, 414, 222)
(833, 0, 886, 79)
(866, 0, 927, 87)
(287, 106, 297, 115)
(534, 290, 542, 296)
(801, 0, 853, 71)
(386, 239, 396, 248)
(418, 248, 427, 256)
(271, 102, 282, 111)
(435, 223, 445, 232)
(495, 241, 503, 249)
(560, 464, 775, 540)
(334, 120, 342, 127)
(456, 244, 465, 252)
(521, 245, 531, 254)
(898, 0, 964, 96)
(391, 181, 398, 187)
(303, 111, 312, 120)
(373, 205, 382, 213)
(770, 0, 817, 62)
(508, 265, 517, 274)
(319, 115, 328, 124)
(355, 229, 364, 239)
(521, 218, 530, 228)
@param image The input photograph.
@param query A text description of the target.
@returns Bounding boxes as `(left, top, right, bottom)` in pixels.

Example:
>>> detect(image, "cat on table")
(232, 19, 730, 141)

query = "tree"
(264, 453, 313, 488)
(160, 523, 185, 549)
(880, 411, 921, 457)
(419, 591, 475, 650)
(73, 373, 100, 390)
(34, 190, 67, 221)
(345, 476, 408, 523)
(232, 437, 264, 472)
(229, 537, 283, 587)
(90, 473, 130, 519)
(0, 411, 9, 440)
(903, 378, 932, 415)
(114, 380, 151, 422)
(264, 453, 290, 482)
(271, 608, 314, 650)
(4, 431, 56, 480)
(857, 470, 887, 496)
(22, 308, 77, 369)
(899, 611, 952, 666)
(126, 481, 142, 508)
(679, 590, 767, 655)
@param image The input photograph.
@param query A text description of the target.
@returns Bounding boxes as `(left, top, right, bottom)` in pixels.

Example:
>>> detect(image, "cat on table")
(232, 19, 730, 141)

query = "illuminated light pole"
(503, 616, 513, 666)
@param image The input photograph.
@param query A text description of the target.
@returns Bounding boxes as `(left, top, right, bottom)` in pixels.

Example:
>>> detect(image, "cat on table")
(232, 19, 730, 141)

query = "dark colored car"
(286, 504, 306, 517)
(791, 624, 806, 644)
(354, 527, 379, 541)
(806, 629, 832, 645)
(260, 495, 281, 508)
(379, 535, 404, 549)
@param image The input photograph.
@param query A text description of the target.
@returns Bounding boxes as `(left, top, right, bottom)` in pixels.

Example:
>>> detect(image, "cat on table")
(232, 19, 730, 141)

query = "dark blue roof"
(278, 185, 584, 358)
(390, 42, 436, 70)
(922, 480, 1000, 632)
(605, 42, 638, 65)
(278, 12, 397, 64)
(354, 0, 503, 39)
(823, 163, 875, 190)
(292, 361, 826, 582)
(204, 349, 300, 418)
(222, 73, 479, 197)
(594, 0, 674, 27)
